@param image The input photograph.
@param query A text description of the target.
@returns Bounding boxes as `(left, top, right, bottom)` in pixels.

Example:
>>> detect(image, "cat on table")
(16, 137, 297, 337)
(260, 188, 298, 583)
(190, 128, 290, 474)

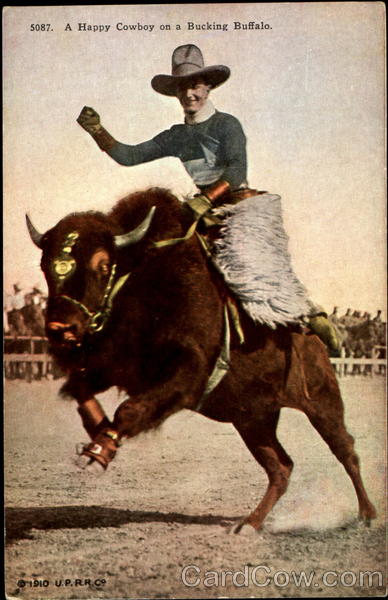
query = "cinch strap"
(196, 305, 231, 411)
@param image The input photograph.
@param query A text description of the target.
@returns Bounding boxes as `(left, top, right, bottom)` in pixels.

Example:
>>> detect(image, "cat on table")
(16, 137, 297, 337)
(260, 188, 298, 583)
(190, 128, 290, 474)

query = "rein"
(54, 214, 195, 336)
(52, 209, 239, 346)
(59, 263, 130, 335)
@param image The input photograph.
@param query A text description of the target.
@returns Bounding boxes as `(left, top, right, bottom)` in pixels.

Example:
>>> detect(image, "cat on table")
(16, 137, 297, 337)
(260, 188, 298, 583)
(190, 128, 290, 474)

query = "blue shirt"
(107, 110, 247, 189)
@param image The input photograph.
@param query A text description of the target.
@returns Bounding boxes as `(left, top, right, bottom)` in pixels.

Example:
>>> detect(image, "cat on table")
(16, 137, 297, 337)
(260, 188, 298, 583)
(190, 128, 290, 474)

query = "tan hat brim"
(151, 65, 230, 96)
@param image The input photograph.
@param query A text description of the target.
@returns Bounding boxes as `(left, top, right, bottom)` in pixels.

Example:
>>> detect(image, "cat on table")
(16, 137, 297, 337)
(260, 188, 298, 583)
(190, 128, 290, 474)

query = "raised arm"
(77, 106, 164, 166)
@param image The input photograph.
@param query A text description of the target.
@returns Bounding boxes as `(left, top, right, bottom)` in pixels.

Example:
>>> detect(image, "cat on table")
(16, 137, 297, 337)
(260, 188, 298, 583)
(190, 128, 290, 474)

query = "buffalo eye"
(89, 248, 111, 280)
(97, 260, 111, 282)
(100, 262, 109, 276)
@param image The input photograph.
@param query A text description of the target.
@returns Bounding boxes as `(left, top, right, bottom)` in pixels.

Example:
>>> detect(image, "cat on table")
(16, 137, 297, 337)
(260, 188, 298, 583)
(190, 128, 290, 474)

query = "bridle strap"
(88, 271, 130, 333)
(58, 263, 130, 335)
(58, 295, 95, 318)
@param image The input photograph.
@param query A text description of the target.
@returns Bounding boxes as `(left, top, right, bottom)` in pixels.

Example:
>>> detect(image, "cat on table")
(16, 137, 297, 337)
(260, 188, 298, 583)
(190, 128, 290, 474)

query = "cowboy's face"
(176, 77, 211, 115)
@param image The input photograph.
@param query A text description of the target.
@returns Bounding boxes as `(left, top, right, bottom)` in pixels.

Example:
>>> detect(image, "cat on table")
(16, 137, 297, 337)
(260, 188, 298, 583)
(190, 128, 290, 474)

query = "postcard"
(4, 3, 386, 599)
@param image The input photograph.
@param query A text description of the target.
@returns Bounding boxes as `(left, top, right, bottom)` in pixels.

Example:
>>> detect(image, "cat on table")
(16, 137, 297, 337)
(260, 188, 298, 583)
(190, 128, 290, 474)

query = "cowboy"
(3, 293, 10, 335)
(340, 308, 353, 328)
(372, 309, 382, 323)
(9, 283, 25, 311)
(7, 283, 28, 338)
(77, 44, 339, 353)
(329, 306, 344, 340)
(31, 284, 44, 306)
(351, 310, 362, 326)
(329, 306, 340, 325)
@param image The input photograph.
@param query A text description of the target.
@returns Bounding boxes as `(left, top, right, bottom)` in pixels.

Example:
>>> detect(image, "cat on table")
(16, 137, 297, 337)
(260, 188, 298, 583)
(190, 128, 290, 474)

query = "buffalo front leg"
(61, 373, 117, 469)
(233, 410, 294, 533)
(81, 341, 211, 469)
(76, 398, 119, 470)
(77, 397, 113, 439)
(61, 372, 113, 439)
(112, 341, 210, 439)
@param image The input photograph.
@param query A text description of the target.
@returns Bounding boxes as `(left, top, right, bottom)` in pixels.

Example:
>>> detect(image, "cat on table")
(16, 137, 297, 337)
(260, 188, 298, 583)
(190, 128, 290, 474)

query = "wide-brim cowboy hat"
(151, 44, 230, 97)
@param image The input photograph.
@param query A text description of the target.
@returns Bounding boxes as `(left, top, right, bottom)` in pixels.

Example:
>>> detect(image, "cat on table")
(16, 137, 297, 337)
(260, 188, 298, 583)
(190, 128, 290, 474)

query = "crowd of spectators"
(329, 306, 384, 329)
(328, 306, 386, 376)
(4, 282, 47, 338)
(328, 306, 386, 348)
(4, 283, 59, 381)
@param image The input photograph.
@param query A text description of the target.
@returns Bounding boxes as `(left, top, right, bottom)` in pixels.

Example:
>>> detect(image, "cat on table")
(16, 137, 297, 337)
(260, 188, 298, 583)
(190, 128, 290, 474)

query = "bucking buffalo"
(26, 187, 376, 532)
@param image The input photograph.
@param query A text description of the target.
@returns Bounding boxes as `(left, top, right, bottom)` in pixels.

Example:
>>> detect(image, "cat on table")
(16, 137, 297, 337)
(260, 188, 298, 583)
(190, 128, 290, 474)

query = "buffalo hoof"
(358, 504, 377, 527)
(358, 515, 373, 528)
(75, 429, 120, 471)
(74, 453, 106, 474)
(229, 519, 261, 537)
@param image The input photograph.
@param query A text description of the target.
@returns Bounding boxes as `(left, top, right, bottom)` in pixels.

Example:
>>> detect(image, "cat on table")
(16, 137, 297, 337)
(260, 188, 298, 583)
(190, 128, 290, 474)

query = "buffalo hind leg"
(233, 410, 293, 533)
(305, 402, 377, 525)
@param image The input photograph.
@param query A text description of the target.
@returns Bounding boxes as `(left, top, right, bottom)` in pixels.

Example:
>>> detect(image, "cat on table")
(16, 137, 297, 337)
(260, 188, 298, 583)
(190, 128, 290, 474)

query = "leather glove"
(186, 195, 212, 220)
(186, 180, 231, 221)
(77, 106, 117, 152)
(77, 106, 102, 135)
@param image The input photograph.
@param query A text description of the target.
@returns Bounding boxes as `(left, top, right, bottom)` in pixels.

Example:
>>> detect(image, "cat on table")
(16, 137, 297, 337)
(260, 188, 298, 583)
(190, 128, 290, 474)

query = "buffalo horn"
(26, 214, 43, 248)
(114, 205, 156, 248)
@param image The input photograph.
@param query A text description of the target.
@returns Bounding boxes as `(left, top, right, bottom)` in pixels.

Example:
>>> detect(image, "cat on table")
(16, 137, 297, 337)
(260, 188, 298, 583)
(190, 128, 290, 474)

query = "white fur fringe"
(212, 194, 312, 329)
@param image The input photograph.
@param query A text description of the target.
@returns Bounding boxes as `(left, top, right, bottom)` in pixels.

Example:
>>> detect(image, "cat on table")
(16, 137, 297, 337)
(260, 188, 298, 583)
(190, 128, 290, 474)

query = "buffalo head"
(26, 206, 155, 354)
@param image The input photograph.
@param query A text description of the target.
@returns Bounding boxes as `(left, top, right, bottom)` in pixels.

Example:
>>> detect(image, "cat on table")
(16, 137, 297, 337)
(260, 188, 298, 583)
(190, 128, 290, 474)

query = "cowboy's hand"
(77, 106, 102, 135)
(186, 194, 212, 220)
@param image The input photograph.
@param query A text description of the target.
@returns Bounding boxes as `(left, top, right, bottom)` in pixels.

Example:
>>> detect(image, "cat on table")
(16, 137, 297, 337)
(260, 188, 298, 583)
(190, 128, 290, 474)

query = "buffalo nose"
(47, 321, 71, 332)
(46, 321, 81, 345)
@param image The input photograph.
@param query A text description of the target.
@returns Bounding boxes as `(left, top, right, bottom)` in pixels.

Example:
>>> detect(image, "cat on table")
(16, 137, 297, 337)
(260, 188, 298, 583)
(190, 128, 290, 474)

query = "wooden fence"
(4, 336, 57, 382)
(330, 345, 386, 377)
(330, 357, 386, 377)
(3, 337, 387, 382)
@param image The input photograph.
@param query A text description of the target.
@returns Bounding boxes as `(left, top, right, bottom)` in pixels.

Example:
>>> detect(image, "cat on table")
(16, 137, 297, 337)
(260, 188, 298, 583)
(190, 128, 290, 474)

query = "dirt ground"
(4, 376, 387, 599)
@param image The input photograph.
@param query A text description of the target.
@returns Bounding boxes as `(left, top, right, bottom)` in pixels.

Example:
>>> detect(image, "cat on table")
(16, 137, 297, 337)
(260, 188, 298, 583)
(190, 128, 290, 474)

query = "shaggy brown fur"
(34, 187, 376, 531)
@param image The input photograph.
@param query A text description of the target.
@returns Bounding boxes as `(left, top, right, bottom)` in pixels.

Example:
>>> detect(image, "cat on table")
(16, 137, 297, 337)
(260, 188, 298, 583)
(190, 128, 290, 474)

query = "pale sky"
(3, 3, 386, 318)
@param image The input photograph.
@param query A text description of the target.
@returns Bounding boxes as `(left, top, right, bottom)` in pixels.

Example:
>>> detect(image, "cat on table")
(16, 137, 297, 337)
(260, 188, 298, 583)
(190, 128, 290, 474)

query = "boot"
(308, 313, 341, 356)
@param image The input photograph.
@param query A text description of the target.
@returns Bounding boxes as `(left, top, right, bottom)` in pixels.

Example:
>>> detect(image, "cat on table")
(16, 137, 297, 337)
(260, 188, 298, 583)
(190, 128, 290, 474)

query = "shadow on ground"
(5, 506, 239, 543)
(6, 506, 374, 546)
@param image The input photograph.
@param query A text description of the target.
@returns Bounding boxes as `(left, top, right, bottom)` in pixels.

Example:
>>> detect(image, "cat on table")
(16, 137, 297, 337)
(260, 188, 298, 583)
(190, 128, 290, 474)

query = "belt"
(197, 183, 267, 206)
(229, 188, 267, 203)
